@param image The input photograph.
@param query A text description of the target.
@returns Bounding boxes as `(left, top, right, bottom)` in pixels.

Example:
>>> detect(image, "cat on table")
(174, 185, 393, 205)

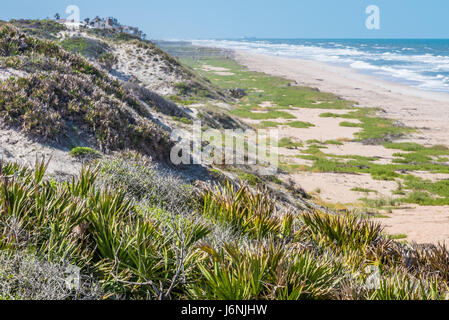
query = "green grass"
(287, 121, 315, 128)
(324, 140, 344, 146)
(320, 109, 415, 143)
(70, 147, 101, 159)
(181, 56, 355, 119)
(60, 37, 110, 59)
(236, 172, 263, 187)
(259, 121, 282, 128)
(351, 187, 378, 194)
(278, 138, 303, 149)
(340, 121, 362, 128)
(387, 234, 408, 240)
(172, 116, 193, 125)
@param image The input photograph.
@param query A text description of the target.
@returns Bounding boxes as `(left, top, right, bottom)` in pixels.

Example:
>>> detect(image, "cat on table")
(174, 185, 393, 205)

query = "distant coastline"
(230, 49, 449, 147)
(190, 39, 449, 95)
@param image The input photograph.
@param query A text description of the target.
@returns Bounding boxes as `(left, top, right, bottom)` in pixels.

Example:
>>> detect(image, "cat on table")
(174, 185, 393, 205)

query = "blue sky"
(1, 0, 448, 39)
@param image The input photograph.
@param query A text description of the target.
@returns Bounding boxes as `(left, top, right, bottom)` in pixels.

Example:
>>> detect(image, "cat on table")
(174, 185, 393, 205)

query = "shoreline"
(233, 50, 449, 147)
(218, 49, 449, 245)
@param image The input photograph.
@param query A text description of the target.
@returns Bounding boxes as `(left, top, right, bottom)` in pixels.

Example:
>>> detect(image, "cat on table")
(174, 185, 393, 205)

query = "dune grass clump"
(188, 243, 342, 300)
(200, 181, 295, 240)
(70, 147, 101, 160)
(278, 137, 303, 149)
(301, 211, 384, 254)
(287, 121, 315, 128)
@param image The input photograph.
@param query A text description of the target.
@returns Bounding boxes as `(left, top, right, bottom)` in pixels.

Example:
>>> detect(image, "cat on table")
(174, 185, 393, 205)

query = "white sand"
(283, 172, 398, 204)
(376, 206, 449, 245)
(0, 128, 81, 178)
(233, 50, 449, 244)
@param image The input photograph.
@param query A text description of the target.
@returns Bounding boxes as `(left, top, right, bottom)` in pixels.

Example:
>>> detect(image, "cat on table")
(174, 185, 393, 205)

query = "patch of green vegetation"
(60, 37, 108, 58)
(321, 109, 415, 143)
(324, 140, 344, 146)
(287, 121, 315, 128)
(387, 234, 408, 240)
(237, 172, 263, 186)
(70, 147, 101, 159)
(340, 121, 362, 128)
(172, 116, 193, 125)
(167, 95, 195, 105)
(351, 187, 378, 194)
(182, 56, 355, 111)
(398, 175, 449, 205)
(360, 197, 400, 209)
(259, 121, 282, 128)
(278, 137, 303, 149)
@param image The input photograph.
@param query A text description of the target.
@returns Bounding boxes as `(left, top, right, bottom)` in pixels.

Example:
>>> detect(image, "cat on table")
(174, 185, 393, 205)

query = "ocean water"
(191, 39, 449, 93)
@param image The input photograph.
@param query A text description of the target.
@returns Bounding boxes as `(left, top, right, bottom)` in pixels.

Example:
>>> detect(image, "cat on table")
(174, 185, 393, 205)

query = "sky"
(1, 0, 449, 39)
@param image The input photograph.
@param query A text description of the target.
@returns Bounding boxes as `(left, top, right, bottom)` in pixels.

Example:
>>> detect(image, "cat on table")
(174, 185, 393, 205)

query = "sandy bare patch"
(283, 172, 398, 204)
(279, 108, 361, 141)
(202, 64, 235, 76)
(213, 71, 234, 76)
(376, 206, 449, 245)
(259, 101, 277, 108)
(324, 142, 403, 164)
(202, 64, 231, 72)
(243, 108, 359, 141)
(0, 128, 81, 177)
(409, 171, 449, 182)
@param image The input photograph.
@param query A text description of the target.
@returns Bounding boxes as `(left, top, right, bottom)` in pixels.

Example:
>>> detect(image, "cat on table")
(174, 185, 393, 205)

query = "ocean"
(191, 38, 449, 93)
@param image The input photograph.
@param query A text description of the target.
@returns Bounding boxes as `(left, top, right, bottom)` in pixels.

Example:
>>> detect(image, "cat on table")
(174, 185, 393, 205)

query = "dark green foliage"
(70, 147, 101, 160)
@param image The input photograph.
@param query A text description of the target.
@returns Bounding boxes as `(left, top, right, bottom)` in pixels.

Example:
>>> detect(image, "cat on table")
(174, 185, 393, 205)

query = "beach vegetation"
(0, 158, 448, 299)
(287, 121, 315, 128)
(70, 147, 101, 159)
(279, 137, 303, 149)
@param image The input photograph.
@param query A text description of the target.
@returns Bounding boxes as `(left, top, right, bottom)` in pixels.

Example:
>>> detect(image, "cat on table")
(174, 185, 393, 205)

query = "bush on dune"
(0, 158, 448, 300)
(0, 24, 171, 160)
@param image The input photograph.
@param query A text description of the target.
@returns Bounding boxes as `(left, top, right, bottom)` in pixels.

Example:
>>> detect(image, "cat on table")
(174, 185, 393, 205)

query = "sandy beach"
(235, 51, 449, 146)
(233, 50, 449, 245)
